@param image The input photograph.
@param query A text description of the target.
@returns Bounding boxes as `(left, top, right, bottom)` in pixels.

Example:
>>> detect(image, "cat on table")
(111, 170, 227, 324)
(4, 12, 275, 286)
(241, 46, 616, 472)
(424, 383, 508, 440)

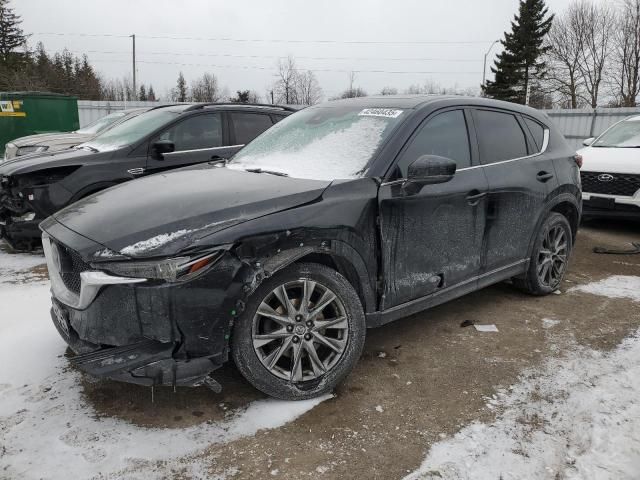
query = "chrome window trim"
(163, 144, 244, 156)
(42, 233, 146, 311)
(380, 128, 550, 185)
(458, 128, 550, 172)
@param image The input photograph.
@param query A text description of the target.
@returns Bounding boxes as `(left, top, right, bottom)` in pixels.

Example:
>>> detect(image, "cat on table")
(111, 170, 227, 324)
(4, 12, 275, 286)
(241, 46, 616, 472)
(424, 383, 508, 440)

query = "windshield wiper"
(245, 168, 289, 177)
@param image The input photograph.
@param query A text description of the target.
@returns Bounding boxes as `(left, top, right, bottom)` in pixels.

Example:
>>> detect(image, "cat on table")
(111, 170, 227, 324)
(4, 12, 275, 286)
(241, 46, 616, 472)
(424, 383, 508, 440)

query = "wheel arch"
(526, 193, 581, 259)
(259, 242, 376, 314)
(69, 181, 121, 203)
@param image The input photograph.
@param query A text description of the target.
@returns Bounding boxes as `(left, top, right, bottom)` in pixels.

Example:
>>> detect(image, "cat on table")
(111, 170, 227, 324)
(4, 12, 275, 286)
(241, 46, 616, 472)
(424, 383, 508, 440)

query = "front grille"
(581, 171, 640, 197)
(56, 243, 91, 295)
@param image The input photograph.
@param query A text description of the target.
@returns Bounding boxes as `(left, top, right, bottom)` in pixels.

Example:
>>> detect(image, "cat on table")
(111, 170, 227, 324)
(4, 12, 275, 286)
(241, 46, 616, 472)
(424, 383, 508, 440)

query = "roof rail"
(184, 102, 299, 112)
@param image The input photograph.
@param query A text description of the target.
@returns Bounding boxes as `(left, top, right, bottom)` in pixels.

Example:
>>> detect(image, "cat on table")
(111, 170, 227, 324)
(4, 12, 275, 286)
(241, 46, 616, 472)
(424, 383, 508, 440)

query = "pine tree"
(482, 0, 554, 104)
(0, 0, 28, 69)
(174, 72, 187, 102)
(147, 85, 156, 101)
(139, 84, 147, 101)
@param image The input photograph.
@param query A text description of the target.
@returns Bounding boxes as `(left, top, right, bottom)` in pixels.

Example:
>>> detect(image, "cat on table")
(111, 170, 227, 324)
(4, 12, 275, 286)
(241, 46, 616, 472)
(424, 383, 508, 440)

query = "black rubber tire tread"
(231, 262, 366, 400)
(513, 212, 573, 296)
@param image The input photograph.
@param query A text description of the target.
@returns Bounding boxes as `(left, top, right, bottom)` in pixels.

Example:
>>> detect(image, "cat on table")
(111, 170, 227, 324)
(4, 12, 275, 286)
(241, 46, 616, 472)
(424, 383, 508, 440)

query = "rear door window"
(157, 113, 222, 151)
(474, 110, 528, 164)
(395, 109, 472, 177)
(231, 113, 274, 145)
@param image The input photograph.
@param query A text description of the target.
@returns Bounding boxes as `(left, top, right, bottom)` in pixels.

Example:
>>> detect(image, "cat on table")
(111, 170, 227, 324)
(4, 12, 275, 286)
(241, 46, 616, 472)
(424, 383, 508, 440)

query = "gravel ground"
(1, 218, 639, 479)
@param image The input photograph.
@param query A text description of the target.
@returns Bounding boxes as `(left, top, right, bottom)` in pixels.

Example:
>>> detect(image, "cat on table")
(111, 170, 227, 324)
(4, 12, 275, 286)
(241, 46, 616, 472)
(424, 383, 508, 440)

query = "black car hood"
(50, 165, 331, 259)
(0, 147, 102, 176)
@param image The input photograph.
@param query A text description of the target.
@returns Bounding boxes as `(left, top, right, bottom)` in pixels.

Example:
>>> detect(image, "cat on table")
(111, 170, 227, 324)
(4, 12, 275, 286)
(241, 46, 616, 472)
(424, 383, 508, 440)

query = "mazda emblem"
(597, 174, 615, 182)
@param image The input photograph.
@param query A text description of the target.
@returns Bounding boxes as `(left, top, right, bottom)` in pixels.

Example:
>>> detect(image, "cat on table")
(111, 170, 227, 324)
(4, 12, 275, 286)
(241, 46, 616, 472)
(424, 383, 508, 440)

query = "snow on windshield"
(229, 106, 404, 181)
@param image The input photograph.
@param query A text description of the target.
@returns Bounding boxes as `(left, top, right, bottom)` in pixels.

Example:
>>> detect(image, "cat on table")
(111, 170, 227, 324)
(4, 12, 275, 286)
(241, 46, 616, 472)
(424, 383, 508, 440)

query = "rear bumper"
(582, 193, 640, 219)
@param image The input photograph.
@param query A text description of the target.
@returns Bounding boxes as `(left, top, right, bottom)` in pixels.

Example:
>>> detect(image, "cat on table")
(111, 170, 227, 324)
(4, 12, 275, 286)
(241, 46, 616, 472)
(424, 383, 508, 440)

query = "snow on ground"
(406, 275, 640, 480)
(0, 248, 329, 479)
(0, 248, 46, 285)
(569, 275, 640, 303)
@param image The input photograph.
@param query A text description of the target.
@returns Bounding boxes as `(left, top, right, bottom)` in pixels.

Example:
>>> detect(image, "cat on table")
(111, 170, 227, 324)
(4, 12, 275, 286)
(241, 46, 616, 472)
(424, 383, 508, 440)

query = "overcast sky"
(16, 0, 594, 101)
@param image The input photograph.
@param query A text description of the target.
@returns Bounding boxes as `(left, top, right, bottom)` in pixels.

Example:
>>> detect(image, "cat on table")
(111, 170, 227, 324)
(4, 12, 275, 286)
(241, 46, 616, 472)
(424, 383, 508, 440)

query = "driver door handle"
(537, 171, 554, 182)
(466, 191, 486, 206)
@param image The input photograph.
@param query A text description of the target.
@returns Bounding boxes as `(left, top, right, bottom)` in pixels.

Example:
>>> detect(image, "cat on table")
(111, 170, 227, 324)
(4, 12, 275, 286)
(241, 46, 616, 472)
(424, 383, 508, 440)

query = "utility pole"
(131, 34, 136, 101)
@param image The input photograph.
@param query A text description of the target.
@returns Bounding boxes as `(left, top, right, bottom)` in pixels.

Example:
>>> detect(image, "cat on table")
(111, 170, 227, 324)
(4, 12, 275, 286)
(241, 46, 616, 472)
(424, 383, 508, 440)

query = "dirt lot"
(1, 219, 639, 479)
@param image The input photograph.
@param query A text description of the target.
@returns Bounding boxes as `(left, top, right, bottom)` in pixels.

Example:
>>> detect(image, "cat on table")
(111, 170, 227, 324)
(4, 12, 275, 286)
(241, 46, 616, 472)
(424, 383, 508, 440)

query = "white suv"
(579, 115, 640, 219)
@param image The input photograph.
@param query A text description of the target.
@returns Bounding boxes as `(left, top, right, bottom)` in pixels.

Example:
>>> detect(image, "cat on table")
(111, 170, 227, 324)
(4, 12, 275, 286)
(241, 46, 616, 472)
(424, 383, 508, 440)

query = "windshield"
(593, 118, 640, 148)
(228, 105, 407, 180)
(76, 111, 127, 135)
(82, 109, 180, 152)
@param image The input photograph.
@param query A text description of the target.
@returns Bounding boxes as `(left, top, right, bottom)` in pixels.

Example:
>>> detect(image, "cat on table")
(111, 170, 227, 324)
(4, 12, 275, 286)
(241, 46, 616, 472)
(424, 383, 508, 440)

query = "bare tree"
(296, 70, 323, 105)
(544, 3, 586, 108)
(272, 56, 323, 105)
(273, 56, 299, 104)
(611, 0, 640, 106)
(380, 86, 398, 95)
(190, 72, 222, 102)
(574, 1, 616, 107)
(335, 72, 367, 99)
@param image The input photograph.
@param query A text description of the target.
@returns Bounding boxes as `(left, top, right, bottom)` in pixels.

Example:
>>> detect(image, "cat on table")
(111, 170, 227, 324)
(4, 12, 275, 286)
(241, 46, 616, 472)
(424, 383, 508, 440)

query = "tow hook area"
(70, 340, 223, 392)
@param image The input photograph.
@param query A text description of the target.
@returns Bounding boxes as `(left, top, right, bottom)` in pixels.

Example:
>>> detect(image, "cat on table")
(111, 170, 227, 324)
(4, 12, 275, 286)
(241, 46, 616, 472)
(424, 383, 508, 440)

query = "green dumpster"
(0, 92, 79, 157)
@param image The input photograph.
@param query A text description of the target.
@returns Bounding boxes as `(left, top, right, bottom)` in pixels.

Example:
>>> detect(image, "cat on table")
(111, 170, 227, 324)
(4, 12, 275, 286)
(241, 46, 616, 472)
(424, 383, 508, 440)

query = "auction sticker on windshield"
(358, 108, 403, 118)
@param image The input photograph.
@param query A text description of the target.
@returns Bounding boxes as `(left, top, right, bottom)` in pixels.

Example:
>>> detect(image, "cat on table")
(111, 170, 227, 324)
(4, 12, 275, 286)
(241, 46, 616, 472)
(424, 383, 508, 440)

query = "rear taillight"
(574, 154, 583, 168)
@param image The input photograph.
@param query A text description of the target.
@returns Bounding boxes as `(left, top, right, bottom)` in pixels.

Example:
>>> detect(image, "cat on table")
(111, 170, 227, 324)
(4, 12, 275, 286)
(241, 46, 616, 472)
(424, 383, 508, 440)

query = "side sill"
(366, 260, 528, 328)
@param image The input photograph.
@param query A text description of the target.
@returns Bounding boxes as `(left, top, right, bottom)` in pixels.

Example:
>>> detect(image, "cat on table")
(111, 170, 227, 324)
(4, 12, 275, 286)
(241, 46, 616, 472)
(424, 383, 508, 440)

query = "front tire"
(231, 262, 366, 400)
(513, 212, 573, 295)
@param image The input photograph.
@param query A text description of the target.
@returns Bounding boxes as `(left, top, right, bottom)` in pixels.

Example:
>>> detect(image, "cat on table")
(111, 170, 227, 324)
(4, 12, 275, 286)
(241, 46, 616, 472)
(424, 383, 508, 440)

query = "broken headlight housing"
(95, 250, 227, 282)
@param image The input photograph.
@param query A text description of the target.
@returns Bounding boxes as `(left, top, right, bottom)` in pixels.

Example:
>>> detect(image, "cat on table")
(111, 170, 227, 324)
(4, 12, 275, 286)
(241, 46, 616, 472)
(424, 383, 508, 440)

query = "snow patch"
(542, 318, 560, 329)
(120, 229, 190, 256)
(569, 275, 640, 303)
(405, 328, 640, 480)
(0, 246, 46, 284)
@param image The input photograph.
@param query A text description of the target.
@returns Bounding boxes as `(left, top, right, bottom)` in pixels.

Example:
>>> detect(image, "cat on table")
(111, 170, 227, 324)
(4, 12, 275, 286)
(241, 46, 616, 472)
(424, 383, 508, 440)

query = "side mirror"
(582, 137, 595, 147)
(151, 140, 175, 159)
(404, 155, 456, 192)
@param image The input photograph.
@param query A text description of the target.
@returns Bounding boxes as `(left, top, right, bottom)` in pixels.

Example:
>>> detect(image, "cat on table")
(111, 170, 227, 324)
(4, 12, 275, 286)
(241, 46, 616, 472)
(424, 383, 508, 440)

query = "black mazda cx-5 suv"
(0, 103, 294, 249)
(40, 96, 581, 400)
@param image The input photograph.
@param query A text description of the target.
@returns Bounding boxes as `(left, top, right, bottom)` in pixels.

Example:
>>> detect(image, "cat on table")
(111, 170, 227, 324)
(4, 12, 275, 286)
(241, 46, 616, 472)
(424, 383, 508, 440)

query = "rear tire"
(513, 212, 573, 296)
(231, 262, 366, 400)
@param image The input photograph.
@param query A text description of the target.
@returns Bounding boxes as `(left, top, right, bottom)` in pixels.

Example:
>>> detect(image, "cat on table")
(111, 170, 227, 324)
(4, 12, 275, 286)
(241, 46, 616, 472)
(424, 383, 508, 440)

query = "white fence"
(77, 100, 175, 127)
(544, 107, 640, 151)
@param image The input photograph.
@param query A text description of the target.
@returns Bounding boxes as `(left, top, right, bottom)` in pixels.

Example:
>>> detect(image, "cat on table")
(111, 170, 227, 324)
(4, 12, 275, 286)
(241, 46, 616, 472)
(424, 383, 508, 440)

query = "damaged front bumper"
(42, 229, 252, 391)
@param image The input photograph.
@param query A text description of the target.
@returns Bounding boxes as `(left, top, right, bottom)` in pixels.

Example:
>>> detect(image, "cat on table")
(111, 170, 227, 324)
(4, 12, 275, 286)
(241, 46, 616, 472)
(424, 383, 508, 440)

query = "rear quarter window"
(523, 117, 546, 152)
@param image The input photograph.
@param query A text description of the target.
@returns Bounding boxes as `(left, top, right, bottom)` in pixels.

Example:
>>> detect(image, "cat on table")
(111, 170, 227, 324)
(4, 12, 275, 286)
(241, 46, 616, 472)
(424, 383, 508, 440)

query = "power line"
(88, 57, 482, 75)
(71, 49, 483, 63)
(34, 32, 495, 46)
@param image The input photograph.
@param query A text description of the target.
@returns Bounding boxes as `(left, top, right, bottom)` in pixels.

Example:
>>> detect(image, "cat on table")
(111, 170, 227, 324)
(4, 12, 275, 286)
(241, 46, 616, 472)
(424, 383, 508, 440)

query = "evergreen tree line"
(0, 41, 157, 101)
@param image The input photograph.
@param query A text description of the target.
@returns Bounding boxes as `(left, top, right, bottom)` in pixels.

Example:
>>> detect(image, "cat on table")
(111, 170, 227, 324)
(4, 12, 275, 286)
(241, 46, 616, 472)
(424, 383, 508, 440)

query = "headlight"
(16, 145, 49, 156)
(93, 250, 226, 282)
